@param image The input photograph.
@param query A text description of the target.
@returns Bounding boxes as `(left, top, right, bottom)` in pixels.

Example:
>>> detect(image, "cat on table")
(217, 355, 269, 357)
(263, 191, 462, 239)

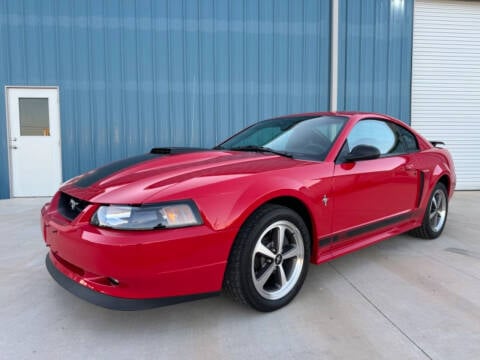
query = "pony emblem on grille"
(69, 198, 79, 211)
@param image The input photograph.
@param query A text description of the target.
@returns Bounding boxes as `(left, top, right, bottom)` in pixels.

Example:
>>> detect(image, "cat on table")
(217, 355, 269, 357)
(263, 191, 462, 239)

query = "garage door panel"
(412, 0, 480, 190)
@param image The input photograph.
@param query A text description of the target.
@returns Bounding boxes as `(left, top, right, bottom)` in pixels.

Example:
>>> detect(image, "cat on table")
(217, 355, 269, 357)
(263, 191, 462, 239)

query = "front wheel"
(223, 204, 310, 312)
(410, 182, 449, 239)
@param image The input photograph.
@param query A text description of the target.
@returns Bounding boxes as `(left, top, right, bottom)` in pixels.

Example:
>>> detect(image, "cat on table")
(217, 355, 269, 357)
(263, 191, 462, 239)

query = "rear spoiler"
(430, 141, 445, 147)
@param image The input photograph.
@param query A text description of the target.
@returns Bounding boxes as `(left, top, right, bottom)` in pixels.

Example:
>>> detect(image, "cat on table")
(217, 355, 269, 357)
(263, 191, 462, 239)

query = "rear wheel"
(223, 204, 310, 312)
(410, 182, 448, 239)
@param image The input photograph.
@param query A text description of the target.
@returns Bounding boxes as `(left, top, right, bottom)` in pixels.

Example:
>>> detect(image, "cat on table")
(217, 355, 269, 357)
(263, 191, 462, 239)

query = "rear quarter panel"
(414, 147, 456, 209)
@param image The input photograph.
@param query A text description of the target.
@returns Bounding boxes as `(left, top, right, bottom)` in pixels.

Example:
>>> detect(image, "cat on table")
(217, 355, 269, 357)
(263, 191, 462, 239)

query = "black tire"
(223, 204, 310, 312)
(410, 182, 448, 239)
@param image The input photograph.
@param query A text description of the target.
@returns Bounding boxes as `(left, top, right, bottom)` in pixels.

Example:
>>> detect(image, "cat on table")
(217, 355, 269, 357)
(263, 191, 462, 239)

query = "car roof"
(276, 111, 393, 119)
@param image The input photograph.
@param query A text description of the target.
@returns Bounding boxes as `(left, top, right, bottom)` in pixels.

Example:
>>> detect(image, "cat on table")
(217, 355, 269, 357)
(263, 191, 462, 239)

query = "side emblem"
(322, 194, 328, 206)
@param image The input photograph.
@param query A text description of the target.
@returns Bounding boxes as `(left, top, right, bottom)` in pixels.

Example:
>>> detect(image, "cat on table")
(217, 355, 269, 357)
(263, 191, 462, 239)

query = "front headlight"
(90, 201, 203, 230)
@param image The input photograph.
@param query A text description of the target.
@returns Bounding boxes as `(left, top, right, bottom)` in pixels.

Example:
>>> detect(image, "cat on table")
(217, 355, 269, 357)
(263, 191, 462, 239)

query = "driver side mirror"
(345, 145, 381, 162)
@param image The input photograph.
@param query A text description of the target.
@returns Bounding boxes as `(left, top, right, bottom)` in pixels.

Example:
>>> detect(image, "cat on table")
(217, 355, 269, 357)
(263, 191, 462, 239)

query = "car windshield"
(216, 115, 348, 161)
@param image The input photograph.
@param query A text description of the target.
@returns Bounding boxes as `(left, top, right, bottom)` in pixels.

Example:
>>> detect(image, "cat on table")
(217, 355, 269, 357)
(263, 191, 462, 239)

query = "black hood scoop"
(150, 147, 206, 154)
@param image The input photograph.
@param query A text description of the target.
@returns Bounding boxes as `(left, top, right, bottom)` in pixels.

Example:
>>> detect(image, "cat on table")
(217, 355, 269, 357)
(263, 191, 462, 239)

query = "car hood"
(62, 150, 308, 204)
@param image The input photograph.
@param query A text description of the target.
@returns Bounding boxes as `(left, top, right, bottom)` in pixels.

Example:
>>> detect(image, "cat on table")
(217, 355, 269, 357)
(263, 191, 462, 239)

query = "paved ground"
(0, 192, 479, 360)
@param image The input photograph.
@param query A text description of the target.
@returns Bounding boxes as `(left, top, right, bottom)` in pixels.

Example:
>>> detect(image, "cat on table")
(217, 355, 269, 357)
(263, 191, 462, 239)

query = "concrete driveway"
(1, 192, 479, 359)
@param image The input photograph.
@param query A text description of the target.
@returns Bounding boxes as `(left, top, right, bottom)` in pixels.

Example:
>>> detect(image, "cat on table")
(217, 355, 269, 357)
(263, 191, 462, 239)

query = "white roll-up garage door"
(412, 0, 480, 190)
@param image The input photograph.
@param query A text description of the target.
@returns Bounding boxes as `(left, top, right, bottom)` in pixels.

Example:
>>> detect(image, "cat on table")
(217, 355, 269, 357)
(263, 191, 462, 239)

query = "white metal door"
(6, 87, 62, 197)
(412, 0, 480, 190)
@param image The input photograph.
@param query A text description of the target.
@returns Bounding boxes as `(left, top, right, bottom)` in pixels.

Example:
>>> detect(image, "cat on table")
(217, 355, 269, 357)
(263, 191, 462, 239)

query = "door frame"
(4, 85, 62, 197)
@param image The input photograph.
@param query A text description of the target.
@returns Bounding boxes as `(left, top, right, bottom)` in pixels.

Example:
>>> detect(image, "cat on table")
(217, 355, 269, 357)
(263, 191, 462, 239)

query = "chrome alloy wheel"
(251, 220, 305, 300)
(429, 188, 447, 232)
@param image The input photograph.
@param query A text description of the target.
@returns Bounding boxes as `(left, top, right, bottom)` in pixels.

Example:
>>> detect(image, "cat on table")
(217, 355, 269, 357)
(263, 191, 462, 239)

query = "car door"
(331, 119, 420, 236)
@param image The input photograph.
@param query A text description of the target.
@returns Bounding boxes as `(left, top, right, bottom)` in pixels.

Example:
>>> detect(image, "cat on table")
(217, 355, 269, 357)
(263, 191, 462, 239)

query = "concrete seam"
(329, 263, 433, 360)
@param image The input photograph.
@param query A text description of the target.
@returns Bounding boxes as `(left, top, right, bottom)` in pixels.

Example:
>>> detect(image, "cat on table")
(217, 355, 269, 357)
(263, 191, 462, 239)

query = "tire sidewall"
(424, 183, 449, 238)
(238, 205, 310, 311)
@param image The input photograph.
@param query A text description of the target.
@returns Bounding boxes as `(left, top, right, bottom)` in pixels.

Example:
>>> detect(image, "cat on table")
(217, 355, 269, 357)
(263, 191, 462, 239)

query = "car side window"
(393, 123, 419, 153)
(347, 120, 396, 155)
(337, 119, 419, 162)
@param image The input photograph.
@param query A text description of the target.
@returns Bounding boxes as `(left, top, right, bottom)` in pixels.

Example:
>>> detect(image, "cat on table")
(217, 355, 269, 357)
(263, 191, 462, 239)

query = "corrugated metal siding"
(0, 1, 7, 198)
(0, 0, 331, 198)
(337, 0, 414, 123)
(412, 0, 480, 190)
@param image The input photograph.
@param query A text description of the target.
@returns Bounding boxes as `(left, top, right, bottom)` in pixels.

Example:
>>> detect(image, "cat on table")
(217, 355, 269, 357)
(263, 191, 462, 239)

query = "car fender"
(230, 183, 318, 232)
(196, 172, 332, 250)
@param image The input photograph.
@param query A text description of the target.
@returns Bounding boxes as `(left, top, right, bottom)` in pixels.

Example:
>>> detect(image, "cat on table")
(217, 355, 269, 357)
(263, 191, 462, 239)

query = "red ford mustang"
(41, 112, 455, 312)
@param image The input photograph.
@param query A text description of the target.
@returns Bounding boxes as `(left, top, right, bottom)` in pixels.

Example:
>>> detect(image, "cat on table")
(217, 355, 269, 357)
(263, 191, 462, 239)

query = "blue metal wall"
(337, 0, 414, 122)
(0, 0, 332, 198)
(0, 0, 416, 199)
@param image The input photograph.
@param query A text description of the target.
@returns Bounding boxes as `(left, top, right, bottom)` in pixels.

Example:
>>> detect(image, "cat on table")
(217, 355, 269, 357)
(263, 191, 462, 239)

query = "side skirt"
(314, 211, 421, 264)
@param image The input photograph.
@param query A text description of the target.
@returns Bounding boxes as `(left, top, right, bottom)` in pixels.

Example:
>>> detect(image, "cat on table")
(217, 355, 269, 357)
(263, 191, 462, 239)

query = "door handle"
(9, 145, 18, 149)
(405, 164, 415, 171)
(8, 137, 17, 142)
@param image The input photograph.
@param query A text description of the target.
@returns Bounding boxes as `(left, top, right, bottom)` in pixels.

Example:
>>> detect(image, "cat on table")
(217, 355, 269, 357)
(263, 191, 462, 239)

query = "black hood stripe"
(74, 153, 162, 188)
(73, 148, 207, 188)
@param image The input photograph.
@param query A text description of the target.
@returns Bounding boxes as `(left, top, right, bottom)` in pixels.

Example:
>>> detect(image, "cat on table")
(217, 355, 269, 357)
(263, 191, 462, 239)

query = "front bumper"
(41, 198, 237, 309)
(45, 253, 219, 310)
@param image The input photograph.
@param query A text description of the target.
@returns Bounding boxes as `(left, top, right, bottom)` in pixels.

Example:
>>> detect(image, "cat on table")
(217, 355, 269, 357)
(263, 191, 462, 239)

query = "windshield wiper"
(230, 145, 293, 158)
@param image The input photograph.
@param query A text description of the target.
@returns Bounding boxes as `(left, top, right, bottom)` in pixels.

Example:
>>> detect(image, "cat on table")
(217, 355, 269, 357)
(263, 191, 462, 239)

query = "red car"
(41, 112, 455, 312)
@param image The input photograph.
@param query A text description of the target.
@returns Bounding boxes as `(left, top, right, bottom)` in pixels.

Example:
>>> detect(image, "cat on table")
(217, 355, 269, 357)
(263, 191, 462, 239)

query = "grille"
(58, 192, 89, 221)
